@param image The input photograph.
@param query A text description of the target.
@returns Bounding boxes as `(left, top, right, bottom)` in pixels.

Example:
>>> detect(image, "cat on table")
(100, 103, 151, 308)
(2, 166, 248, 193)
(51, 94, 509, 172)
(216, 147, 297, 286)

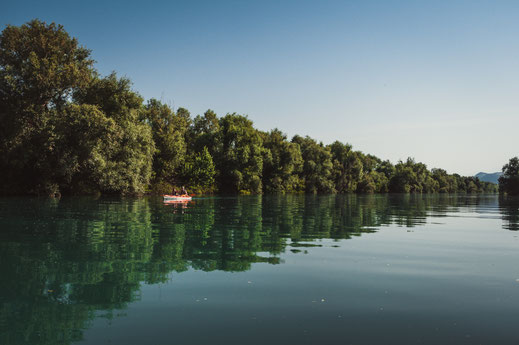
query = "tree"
(0, 21, 155, 195)
(143, 99, 188, 186)
(373, 160, 394, 192)
(0, 19, 502, 197)
(50, 104, 116, 193)
(431, 168, 456, 193)
(183, 146, 216, 191)
(0, 19, 93, 111)
(389, 158, 434, 193)
(499, 157, 519, 195)
(261, 129, 303, 192)
(189, 109, 221, 156)
(0, 20, 94, 194)
(216, 114, 264, 193)
(329, 141, 362, 193)
(292, 135, 335, 193)
(74, 73, 154, 194)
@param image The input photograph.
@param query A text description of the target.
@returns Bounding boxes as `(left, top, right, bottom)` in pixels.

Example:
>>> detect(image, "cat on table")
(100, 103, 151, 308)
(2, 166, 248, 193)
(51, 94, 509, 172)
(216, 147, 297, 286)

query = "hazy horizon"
(3, 0, 517, 176)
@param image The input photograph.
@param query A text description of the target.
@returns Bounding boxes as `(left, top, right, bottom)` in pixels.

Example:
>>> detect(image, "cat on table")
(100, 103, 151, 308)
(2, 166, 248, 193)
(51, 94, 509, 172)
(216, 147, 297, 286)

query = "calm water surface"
(1, 194, 519, 345)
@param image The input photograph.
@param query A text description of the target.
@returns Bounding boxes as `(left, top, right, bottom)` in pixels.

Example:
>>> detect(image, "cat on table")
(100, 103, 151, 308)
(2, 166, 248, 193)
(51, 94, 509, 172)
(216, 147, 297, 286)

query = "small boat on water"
(163, 194, 192, 202)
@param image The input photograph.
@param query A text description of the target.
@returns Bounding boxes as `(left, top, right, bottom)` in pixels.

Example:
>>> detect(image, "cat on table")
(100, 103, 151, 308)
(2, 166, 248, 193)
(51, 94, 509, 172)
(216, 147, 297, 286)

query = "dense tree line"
(0, 20, 498, 196)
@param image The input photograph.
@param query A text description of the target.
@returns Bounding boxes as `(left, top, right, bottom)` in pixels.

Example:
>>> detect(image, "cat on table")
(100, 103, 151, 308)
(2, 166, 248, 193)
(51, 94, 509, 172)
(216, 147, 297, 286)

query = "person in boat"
(181, 186, 187, 195)
(172, 188, 179, 196)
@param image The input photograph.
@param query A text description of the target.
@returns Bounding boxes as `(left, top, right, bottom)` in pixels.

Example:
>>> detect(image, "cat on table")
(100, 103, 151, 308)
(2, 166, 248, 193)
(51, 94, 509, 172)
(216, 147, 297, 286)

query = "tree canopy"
(0, 20, 500, 196)
(499, 157, 519, 195)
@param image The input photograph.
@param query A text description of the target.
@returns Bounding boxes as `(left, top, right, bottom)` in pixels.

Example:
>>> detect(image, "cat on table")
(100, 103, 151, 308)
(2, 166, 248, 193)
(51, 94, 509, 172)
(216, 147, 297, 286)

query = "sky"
(2, 0, 518, 175)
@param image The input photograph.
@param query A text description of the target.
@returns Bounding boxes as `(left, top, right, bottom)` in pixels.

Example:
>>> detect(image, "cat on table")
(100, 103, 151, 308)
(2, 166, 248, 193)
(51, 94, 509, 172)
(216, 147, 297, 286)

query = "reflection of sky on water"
(1, 194, 519, 345)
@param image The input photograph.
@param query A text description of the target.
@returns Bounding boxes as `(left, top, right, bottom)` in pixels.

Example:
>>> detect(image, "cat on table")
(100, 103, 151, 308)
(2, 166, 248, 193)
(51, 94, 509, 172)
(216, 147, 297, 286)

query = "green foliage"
(0, 21, 154, 195)
(431, 168, 456, 193)
(0, 19, 502, 196)
(499, 157, 519, 195)
(389, 158, 428, 193)
(358, 170, 389, 193)
(74, 73, 154, 194)
(92, 115, 154, 195)
(143, 99, 188, 185)
(216, 113, 264, 193)
(0, 20, 94, 194)
(74, 72, 142, 120)
(387, 158, 439, 193)
(261, 129, 303, 192)
(329, 141, 362, 193)
(51, 104, 115, 193)
(0, 19, 93, 110)
(292, 135, 335, 193)
(183, 146, 216, 192)
(189, 109, 220, 155)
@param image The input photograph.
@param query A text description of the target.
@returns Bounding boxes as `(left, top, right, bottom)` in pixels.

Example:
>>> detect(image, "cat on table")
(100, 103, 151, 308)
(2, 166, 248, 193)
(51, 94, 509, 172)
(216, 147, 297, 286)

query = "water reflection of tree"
(0, 194, 501, 345)
(499, 196, 519, 231)
(0, 198, 154, 345)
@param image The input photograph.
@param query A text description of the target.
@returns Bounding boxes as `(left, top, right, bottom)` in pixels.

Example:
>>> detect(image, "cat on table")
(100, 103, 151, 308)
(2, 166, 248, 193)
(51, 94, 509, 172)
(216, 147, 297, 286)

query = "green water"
(1, 194, 519, 345)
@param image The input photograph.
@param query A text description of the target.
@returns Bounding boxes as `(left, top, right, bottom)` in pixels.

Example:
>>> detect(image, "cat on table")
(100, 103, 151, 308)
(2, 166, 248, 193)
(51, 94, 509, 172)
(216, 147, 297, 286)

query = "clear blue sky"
(3, 0, 518, 175)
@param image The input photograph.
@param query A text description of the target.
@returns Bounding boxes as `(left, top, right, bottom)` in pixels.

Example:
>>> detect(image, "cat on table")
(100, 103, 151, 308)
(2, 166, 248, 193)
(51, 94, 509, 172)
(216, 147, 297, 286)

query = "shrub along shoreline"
(0, 20, 500, 196)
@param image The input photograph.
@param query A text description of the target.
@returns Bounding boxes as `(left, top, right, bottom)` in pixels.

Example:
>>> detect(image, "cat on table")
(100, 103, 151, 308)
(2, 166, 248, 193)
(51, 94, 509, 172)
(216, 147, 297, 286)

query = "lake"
(1, 194, 519, 345)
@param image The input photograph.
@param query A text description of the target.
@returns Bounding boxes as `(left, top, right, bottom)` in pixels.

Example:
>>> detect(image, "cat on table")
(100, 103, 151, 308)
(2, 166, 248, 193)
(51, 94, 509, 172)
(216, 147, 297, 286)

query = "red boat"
(163, 194, 192, 202)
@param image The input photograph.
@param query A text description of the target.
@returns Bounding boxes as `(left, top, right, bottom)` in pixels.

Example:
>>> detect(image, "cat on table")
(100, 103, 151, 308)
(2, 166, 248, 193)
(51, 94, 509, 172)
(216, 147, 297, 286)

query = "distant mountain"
(475, 172, 502, 184)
